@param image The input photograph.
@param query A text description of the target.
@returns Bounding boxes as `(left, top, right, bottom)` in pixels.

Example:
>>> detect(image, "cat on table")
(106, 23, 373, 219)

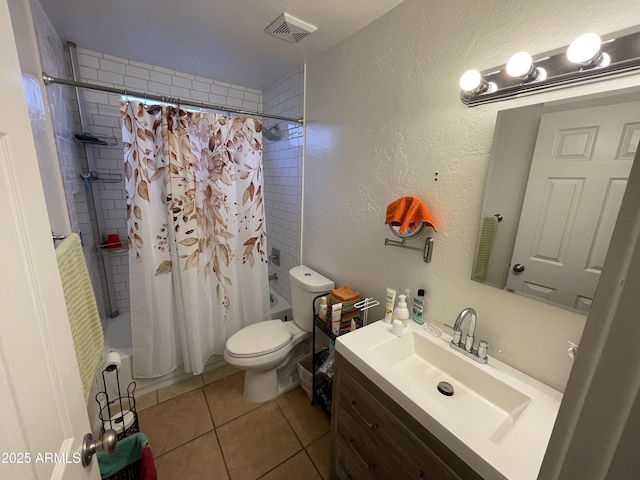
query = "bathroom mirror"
(472, 87, 640, 313)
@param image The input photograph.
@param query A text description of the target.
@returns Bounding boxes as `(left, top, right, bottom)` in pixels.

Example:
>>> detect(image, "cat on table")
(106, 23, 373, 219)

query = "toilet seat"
(226, 320, 292, 358)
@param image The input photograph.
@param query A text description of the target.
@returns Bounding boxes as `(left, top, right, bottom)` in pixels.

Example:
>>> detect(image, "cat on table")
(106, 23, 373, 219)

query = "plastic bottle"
(319, 297, 328, 322)
(331, 302, 343, 335)
(411, 289, 425, 325)
(393, 294, 410, 328)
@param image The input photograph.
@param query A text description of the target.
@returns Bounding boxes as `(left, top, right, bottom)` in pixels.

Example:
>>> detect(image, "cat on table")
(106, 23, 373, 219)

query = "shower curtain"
(121, 101, 270, 377)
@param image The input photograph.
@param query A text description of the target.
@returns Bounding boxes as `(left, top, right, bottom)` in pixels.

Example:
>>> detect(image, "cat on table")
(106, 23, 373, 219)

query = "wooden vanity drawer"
(329, 355, 483, 480)
(334, 435, 373, 480)
(337, 407, 403, 480)
(340, 369, 461, 480)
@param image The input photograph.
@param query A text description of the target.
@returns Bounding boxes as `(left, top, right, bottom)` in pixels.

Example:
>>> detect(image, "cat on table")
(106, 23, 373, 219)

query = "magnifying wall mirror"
(389, 223, 425, 239)
(472, 87, 640, 314)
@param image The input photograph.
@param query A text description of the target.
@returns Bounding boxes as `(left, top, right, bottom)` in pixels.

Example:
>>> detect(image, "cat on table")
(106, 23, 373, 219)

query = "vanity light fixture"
(567, 33, 611, 68)
(459, 69, 497, 100)
(506, 52, 547, 82)
(459, 26, 640, 106)
(459, 69, 487, 94)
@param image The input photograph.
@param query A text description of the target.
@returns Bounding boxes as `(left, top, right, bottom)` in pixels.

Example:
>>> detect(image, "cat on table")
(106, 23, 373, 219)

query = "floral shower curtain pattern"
(121, 101, 270, 377)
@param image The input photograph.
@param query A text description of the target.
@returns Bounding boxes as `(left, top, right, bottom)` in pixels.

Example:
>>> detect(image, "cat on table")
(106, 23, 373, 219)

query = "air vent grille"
(265, 13, 317, 44)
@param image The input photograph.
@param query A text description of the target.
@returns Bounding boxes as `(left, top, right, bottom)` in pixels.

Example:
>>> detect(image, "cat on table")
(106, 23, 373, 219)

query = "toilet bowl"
(223, 265, 334, 402)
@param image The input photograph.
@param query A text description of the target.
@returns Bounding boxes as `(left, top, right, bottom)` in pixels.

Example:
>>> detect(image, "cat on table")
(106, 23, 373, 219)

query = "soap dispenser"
(393, 294, 410, 327)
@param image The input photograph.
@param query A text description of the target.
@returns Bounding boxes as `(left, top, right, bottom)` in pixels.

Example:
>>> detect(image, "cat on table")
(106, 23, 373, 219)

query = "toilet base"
(243, 369, 294, 402)
(242, 340, 309, 403)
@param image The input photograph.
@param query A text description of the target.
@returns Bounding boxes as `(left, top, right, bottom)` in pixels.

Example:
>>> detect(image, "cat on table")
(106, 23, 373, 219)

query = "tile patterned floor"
(137, 368, 331, 480)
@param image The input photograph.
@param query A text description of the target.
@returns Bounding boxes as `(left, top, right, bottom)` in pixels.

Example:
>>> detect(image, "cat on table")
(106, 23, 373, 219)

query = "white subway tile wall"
(262, 67, 304, 304)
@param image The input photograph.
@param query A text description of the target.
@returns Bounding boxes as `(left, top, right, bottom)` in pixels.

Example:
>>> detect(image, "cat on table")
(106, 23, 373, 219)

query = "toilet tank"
(289, 265, 334, 332)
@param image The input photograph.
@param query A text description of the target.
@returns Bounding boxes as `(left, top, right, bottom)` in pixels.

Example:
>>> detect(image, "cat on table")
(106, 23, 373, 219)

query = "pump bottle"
(393, 294, 410, 327)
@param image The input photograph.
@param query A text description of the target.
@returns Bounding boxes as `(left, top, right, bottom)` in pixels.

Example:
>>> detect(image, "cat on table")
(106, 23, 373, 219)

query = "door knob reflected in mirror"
(512, 263, 525, 273)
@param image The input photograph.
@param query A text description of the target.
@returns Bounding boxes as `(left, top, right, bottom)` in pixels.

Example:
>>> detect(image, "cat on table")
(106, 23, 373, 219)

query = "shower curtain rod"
(42, 72, 303, 124)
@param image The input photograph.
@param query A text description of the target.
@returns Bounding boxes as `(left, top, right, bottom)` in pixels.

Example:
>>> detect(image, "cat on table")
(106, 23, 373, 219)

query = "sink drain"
(437, 381, 454, 396)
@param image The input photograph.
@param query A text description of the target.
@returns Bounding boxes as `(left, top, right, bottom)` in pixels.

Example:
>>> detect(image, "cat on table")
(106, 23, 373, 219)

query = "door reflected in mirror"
(473, 88, 640, 314)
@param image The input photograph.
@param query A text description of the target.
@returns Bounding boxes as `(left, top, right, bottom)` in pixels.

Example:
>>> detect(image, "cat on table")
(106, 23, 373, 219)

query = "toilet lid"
(226, 320, 293, 357)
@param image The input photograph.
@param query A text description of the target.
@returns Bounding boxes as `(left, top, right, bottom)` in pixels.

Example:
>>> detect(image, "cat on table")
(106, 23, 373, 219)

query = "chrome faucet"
(448, 307, 489, 364)
(453, 307, 477, 353)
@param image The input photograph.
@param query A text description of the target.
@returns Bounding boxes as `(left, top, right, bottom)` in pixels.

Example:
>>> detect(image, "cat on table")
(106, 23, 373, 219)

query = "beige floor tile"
(275, 387, 330, 446)
(203, 371, 262, 426)
(306, 433, 331, 480)
(136, 391, 158, 412)
(138, 389, 213, 457)
(259, 451, 322, 480)
(203, 364, 241, 385)
(155, 431, 228, 480)
(157, 375, 204, 403)
(217, 402, 302, 480)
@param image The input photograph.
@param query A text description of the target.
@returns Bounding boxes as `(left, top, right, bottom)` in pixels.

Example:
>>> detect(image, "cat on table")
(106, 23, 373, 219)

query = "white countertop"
(335, 319, 562, 480)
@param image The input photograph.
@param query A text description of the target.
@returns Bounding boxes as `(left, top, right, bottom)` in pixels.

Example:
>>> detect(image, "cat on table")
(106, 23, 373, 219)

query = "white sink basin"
(371, 330, 532, 443)
(336, 319, 562, 480)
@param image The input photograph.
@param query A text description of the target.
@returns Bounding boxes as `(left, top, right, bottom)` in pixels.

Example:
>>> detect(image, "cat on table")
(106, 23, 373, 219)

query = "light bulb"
(459, 69, 484, 93)
(567, 33, 604, 66)
(506, 52, 534, 78)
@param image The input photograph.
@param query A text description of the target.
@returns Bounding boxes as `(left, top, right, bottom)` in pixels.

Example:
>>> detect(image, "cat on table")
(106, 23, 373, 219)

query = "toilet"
(224, 265, 334, 402)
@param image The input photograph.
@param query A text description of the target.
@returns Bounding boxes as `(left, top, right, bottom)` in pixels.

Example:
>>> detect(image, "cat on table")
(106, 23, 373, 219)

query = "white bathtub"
(103, 312, 133, 355)
(269, 288, 292, 321)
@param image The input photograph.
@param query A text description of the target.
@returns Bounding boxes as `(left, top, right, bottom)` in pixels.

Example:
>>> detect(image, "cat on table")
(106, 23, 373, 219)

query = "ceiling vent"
(265, 13, 317, 43)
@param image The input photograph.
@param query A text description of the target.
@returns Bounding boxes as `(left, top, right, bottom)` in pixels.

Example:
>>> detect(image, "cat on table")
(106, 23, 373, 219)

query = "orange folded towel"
(385, 196, 437, 234)
(331, 286, 360, 303)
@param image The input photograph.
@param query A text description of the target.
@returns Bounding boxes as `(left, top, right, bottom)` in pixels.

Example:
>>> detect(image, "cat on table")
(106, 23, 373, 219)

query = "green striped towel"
(472, 216, 499, 282)
(55, 233, 104, 400)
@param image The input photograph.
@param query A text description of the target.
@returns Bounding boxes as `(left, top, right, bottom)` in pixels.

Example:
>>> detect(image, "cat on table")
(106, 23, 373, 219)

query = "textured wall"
(304, 0, 640, 390)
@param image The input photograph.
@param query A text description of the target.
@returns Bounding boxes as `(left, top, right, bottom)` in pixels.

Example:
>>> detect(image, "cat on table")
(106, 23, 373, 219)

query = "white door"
(507, 101, 640, 311)
(0, 2, 100, 479)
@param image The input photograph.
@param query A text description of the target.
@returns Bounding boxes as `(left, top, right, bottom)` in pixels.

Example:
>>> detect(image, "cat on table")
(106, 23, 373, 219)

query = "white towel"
(55, 233, 104, 400)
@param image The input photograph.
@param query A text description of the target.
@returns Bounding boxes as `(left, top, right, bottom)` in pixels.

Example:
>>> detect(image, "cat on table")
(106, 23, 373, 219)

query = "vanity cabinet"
(330, 354, 483, 480)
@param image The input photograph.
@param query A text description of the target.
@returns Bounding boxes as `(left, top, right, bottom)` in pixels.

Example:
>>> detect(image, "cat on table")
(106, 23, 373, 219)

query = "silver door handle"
(81, 429, 117, 467)
(512, 263, 525, 273)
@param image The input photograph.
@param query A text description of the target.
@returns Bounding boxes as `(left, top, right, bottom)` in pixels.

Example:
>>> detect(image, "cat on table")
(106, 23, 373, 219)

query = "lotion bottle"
(331, 302, 343, 335)
(319, 296, 328, 322)
(393, 294, 410, 328)
(384, 287, 397, 323)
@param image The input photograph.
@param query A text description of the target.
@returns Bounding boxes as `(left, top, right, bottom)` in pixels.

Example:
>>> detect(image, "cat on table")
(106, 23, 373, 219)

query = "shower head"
(263, 124, 285, 142)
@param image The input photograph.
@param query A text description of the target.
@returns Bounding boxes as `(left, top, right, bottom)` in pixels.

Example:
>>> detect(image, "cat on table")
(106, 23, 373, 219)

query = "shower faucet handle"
(268, 248, 280, 266)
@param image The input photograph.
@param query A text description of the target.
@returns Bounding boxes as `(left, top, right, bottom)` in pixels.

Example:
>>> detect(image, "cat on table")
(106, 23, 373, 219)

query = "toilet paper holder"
(95, 357, 139, 441)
